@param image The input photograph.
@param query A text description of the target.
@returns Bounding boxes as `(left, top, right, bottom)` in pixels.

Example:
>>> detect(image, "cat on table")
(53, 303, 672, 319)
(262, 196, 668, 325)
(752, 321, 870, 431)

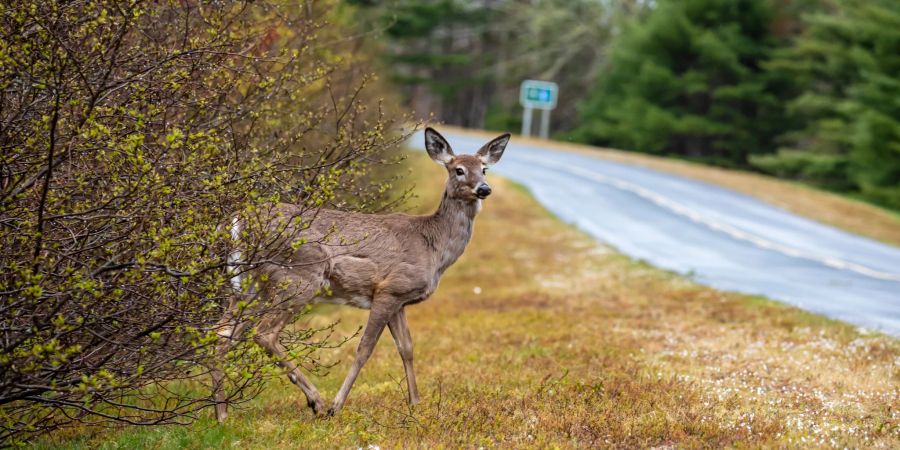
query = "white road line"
(518, 153, 900, 283)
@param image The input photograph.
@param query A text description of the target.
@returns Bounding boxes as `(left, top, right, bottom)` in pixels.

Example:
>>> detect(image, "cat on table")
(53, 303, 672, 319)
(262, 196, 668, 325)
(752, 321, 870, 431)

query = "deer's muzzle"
(475, 184, 492, 199)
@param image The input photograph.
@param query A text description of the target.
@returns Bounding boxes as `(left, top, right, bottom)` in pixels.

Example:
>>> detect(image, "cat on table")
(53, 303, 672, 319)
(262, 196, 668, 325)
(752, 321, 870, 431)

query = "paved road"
(426, 130, 900, 335)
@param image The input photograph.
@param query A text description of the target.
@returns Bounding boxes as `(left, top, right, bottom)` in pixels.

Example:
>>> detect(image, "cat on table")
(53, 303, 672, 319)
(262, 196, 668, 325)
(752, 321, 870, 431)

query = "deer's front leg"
(388, 307, 420, 405)
(330, 302, 394, 415)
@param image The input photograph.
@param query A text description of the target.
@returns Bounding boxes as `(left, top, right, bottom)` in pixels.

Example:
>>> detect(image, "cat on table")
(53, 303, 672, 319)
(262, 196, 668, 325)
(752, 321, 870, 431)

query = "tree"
(485, 0, 621, 132)
(351, 0, 626, 132)
(573, 0, 788, 167)
(380, 0, 497, 128)
(753, 0, 900, 207)
(0, 0, 404, 443)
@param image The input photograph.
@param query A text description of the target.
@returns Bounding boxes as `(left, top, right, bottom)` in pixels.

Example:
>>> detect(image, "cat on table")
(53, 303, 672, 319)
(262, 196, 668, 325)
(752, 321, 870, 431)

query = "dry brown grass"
(443, 125, 900, 246)
(35, 152, 899, 449)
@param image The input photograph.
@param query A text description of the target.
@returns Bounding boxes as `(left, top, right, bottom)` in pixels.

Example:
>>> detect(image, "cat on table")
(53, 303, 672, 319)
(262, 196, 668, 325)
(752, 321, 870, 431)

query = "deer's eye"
(455, 168, 465, 176)
(482, 168, 487, 175)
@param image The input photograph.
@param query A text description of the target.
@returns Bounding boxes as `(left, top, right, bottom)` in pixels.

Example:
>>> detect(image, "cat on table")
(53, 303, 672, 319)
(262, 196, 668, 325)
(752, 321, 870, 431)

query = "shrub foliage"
(0, 0, 404, 443)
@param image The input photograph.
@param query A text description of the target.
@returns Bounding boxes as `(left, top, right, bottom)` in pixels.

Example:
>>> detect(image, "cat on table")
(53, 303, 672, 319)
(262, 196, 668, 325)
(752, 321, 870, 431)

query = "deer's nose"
(476, 184, 492, 198)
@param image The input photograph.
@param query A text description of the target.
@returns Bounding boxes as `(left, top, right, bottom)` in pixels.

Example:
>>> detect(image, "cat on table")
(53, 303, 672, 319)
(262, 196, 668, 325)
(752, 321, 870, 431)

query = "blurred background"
(346, 0, 899, 210)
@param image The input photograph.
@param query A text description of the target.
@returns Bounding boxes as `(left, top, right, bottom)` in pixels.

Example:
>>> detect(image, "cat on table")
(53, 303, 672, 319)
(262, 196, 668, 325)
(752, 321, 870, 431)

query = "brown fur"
(211, 128, 510, 420)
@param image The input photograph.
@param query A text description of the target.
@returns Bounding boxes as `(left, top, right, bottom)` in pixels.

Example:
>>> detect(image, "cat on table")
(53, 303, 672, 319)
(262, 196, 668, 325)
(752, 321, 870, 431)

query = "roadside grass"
(443, 126, 900, 246)
(33, 152, 898, 448)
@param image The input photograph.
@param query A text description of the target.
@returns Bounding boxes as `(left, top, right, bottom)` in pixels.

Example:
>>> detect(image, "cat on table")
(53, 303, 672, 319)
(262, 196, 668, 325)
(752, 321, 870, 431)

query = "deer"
(210, 128, 510, 421)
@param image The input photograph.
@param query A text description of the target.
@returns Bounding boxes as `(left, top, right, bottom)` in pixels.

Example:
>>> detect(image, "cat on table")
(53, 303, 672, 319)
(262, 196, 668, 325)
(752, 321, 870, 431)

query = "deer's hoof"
(308, 398, 326, 416)
(215, 405, 228, 423)
(326, 406, 337, 417)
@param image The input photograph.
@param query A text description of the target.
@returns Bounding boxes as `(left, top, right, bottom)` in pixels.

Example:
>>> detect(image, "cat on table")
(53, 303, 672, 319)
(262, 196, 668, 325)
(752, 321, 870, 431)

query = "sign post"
(519, 80, 558, 138)
(521, 107, 533, 138)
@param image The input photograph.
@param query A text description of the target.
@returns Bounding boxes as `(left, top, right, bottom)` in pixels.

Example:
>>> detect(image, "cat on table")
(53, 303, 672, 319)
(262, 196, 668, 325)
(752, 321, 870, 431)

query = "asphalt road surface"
(422, 130, 900, 336)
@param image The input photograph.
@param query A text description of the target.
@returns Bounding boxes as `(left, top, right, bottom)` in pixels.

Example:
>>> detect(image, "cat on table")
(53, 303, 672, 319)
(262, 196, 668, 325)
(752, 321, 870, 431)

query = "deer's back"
(260, 205, 439, 309)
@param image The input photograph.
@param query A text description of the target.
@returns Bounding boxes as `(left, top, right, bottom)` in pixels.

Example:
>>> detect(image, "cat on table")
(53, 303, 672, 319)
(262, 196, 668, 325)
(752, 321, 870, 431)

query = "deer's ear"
(476, 133, 510, 166)
(424, 128, 454, 165)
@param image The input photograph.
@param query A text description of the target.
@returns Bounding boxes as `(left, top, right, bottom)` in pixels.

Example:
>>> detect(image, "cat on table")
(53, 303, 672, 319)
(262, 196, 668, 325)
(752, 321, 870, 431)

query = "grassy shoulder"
(444, 126, 900, 246)
(35, 153, 898, 449)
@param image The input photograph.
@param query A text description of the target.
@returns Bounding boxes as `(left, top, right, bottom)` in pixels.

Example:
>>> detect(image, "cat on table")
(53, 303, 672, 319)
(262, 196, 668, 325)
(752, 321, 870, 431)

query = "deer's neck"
(424, 190, 481, 275)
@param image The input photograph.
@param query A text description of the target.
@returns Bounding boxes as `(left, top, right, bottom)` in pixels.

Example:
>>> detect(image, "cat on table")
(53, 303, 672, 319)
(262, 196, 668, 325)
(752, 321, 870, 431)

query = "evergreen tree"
(573, 0, 787, 167)
(366, 0, 498, 127)
(349, 0, 624, 131)
(755, 0, 900, 208)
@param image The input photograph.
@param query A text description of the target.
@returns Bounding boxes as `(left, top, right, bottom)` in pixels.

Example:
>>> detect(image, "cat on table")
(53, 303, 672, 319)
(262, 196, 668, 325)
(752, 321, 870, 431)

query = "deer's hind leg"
(210, 347, 230, 422)
(211, 305, 251, 422)
(254, 319, 327, 415)
(253, 272, 327, 415)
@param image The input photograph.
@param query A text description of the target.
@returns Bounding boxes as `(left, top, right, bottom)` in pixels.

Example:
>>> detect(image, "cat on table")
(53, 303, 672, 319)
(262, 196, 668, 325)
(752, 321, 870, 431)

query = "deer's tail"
(227, 217, 243, 292)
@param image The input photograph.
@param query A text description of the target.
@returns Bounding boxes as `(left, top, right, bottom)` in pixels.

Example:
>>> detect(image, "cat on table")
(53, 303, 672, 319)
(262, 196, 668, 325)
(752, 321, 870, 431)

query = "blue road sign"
(519, 80, 558, 110)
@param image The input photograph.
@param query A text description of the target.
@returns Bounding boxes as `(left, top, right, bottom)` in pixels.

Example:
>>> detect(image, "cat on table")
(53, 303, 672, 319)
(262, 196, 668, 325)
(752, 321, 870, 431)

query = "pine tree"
(362, 0, 497, 128)
(757, 0, 900, 208)
(573, 0, 787, 167)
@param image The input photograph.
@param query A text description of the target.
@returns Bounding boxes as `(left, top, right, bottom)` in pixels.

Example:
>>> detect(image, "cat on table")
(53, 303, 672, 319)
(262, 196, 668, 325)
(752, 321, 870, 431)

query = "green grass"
(32, 152, 900, 449)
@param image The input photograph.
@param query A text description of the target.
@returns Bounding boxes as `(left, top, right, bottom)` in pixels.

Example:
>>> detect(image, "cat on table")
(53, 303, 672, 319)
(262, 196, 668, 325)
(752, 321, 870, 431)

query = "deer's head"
(424, 128, 510, 201)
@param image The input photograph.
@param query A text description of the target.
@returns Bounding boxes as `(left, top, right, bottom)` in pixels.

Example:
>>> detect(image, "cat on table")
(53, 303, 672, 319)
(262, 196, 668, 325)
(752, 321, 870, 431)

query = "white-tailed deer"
(211, 128, 510, 421)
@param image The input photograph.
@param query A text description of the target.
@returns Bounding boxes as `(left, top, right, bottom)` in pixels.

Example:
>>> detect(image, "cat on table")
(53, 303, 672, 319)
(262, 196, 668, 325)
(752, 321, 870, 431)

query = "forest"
(355, 0, 900, 209)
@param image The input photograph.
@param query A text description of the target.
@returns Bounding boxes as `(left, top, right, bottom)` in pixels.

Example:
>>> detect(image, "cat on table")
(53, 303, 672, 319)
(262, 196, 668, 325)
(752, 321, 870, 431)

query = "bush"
(0, 0, 405, 443)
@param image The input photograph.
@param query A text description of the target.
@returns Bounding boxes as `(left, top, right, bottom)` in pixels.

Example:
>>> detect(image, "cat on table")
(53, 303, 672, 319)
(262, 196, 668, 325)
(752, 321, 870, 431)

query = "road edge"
(438, 125, 900, 247)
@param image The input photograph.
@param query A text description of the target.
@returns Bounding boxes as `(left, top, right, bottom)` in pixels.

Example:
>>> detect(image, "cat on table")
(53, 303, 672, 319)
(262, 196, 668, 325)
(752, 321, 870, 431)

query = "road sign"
(519, 80, 558, 110)
(520, 80, 558, 138)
